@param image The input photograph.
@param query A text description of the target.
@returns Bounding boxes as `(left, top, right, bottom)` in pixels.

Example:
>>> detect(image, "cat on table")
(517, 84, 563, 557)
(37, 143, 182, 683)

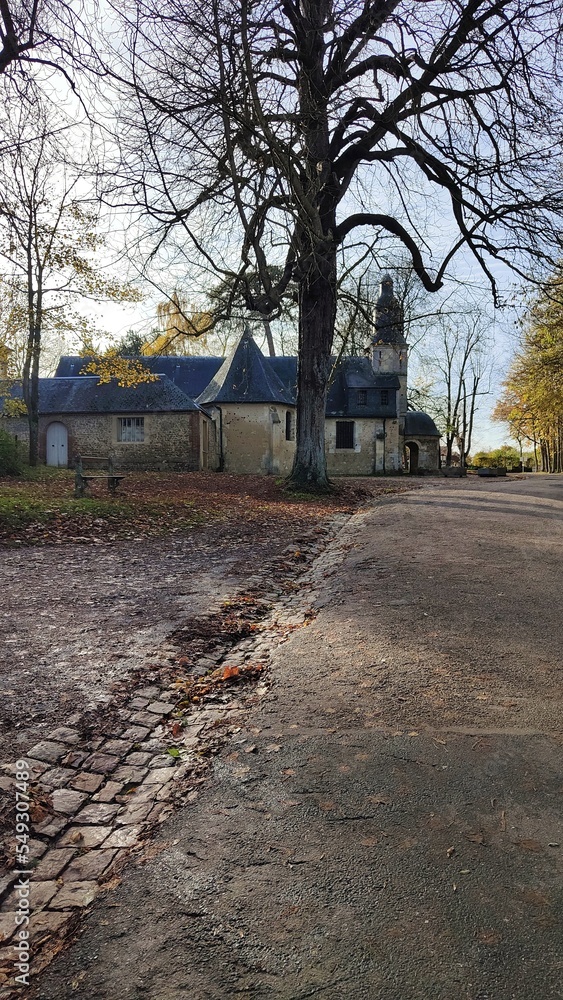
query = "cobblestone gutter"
(0, 511, 358, 995)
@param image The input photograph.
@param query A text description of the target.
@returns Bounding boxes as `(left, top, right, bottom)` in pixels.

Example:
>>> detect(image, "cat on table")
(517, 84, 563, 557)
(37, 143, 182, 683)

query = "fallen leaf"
(465, 832, 485, 845)
(476, 929, 501, 946)
(514, 838, 542, 853)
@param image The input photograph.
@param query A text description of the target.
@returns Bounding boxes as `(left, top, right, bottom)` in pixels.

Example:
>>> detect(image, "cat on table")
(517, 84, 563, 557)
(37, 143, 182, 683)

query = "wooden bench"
(74, 455, 125, 497)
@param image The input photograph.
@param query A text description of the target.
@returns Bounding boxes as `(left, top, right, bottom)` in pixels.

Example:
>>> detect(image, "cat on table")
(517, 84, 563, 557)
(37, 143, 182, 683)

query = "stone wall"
(35, 411, 203, 471)
(326, 418, 401, 475)
(217, 404, 295, 475)
(403, 436, 440, 473)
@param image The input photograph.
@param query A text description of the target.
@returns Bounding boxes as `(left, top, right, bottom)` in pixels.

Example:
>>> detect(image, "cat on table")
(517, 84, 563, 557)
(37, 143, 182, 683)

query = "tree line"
(494, 272, 563, 473)
(1, 2, 563, 484)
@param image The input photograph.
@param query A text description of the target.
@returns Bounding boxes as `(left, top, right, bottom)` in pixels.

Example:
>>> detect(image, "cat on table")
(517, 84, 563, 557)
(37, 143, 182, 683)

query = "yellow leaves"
(147, 292, 213, 355)
(81, 348, 159, 387)
(2, 397, 27, 417)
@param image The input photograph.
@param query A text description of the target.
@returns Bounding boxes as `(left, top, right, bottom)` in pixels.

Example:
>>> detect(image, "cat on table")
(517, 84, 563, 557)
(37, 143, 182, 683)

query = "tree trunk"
(23, 326, 40, 467)
(286, 248, 336, 492)
(262, 319, 275, 358)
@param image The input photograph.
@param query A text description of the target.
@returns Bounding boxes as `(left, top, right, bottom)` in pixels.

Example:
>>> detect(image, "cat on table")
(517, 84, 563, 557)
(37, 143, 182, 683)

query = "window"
(336, 421, 354, 449)
(118, 417, 145, 442)
(381, 390, 389, 406)
(357, 389, 367, 406)
(285, 410, 295, 441)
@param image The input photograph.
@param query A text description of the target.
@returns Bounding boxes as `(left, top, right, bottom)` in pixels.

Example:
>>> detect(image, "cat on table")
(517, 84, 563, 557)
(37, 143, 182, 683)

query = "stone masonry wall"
(36, 412, 201, 471)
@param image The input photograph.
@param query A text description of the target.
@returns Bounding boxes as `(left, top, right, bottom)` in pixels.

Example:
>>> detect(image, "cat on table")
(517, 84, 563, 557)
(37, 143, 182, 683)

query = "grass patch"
(0, 469, 414, 546)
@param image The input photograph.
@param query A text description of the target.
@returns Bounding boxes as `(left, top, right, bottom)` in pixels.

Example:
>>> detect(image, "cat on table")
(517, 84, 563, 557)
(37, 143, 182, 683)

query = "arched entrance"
(46, 422, 68, 467)
(404, 440, 419, 474)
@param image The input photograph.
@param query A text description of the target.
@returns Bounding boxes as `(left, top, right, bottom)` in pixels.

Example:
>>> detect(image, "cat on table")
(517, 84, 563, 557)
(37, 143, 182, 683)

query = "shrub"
(0, 428, 24, 476)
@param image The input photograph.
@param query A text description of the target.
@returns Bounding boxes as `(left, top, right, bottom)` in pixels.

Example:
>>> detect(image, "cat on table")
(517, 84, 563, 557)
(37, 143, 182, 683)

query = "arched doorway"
(46, 422, 68, 467)
(404, 440, 419, 474)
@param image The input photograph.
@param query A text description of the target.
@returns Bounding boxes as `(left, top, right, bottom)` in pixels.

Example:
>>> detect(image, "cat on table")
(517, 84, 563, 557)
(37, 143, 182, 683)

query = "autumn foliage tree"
(0, 103, 142, 464)
(106, 0, 563, 490)
(494, 271, 563, 472)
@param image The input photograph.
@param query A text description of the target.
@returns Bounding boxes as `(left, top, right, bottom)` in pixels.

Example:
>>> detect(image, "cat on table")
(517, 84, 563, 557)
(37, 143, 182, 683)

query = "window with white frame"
(117, 417, 145, 442)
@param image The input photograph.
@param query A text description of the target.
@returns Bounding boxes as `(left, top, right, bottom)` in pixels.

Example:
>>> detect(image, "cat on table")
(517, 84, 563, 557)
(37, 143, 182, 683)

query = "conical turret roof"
(196, 328, 293, 406)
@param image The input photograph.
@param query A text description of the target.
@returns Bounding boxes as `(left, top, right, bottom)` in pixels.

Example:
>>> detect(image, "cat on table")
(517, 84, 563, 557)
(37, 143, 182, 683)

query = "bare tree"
(0, 102, 139, 464)
(412, 307, 493, 466)
(107, 0, 563, 489)
(0, 1, 89, 84)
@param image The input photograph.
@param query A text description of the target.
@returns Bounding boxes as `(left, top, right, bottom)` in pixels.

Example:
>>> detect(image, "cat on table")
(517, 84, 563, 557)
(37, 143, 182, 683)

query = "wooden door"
(46, 422, 68, 467)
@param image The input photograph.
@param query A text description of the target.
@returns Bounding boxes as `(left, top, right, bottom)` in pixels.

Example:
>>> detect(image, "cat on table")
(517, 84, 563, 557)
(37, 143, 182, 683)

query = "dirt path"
(12, 476, 563, 998)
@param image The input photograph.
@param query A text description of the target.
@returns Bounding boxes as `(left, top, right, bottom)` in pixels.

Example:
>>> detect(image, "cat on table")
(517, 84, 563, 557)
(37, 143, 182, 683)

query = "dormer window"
(357, 389, 367, 406)
(381, 390, 389, 406)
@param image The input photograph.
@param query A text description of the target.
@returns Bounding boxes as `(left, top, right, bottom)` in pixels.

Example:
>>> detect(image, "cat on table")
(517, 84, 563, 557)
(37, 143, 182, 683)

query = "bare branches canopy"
(78, 3, 563, 483)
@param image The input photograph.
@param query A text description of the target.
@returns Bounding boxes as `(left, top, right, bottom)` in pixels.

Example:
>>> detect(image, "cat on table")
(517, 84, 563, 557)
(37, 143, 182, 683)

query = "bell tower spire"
(371, 274, 408, 417)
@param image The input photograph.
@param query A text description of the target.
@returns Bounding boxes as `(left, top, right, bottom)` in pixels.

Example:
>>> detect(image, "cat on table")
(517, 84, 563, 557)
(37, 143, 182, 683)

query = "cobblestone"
(0, 554, 304, 990)
(0, 914, 16, 943)
(50, 881, 99, 910)
(63, 850, 117, 881)
(112, 765, 148, 785)
(82, 752, 120, 774)
(121, 726, 151, 741)
(27, 909, 69, 942)
(102, 739, 135, 757)
(91, 781, 124, 803)
(59, 826, 112, 849)
(69, 772, 104, 794)
(143, 767, 177, 785)
(116, 800, 155, 825)
(75, 803, 120, 825)
(130, 711, 158, 726)
(47, 727, 81, 745)
(27, 741, 67, 764)
(33, 815, 68, 838)
(126, 752, 152, 766)
(30, 881, 59, 910)
(52, 789, 88, 815)
(104, 826, 143, 848)
(39, 766, 77, 788)
(146, 701, 175, 715)
(60, 749, 89, 768)
(31, 849, 76, 882)
(128, 697, 149, 710)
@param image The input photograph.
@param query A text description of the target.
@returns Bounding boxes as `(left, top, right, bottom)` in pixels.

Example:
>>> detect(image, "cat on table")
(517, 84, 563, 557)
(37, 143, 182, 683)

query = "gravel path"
(16, 476, 563, 999)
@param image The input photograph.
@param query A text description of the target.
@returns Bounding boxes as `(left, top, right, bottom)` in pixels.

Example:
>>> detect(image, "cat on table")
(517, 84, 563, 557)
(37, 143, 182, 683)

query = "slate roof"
(196, 329, 293, 406)
(7, 376, 202, 414)
(53, 335, 401, 418)
(54, 355, 223, 400)
(327, 358, 399, 417)
(372, 274, 407, 347)
(404, 410, 441, 438)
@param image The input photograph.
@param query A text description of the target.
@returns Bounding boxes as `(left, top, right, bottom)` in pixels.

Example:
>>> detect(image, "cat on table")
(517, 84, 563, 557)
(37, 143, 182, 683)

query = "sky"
(4, 1, 546, 455)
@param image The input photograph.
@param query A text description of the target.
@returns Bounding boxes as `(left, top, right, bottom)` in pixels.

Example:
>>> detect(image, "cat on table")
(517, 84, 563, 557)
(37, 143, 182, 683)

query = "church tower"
(371, 274, 408, 418)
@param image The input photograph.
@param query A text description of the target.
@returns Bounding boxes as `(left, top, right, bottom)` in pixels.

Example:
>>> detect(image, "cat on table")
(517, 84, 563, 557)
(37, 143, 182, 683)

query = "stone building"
(3, 375, 214, 471)
(4, 276, 440, 475)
